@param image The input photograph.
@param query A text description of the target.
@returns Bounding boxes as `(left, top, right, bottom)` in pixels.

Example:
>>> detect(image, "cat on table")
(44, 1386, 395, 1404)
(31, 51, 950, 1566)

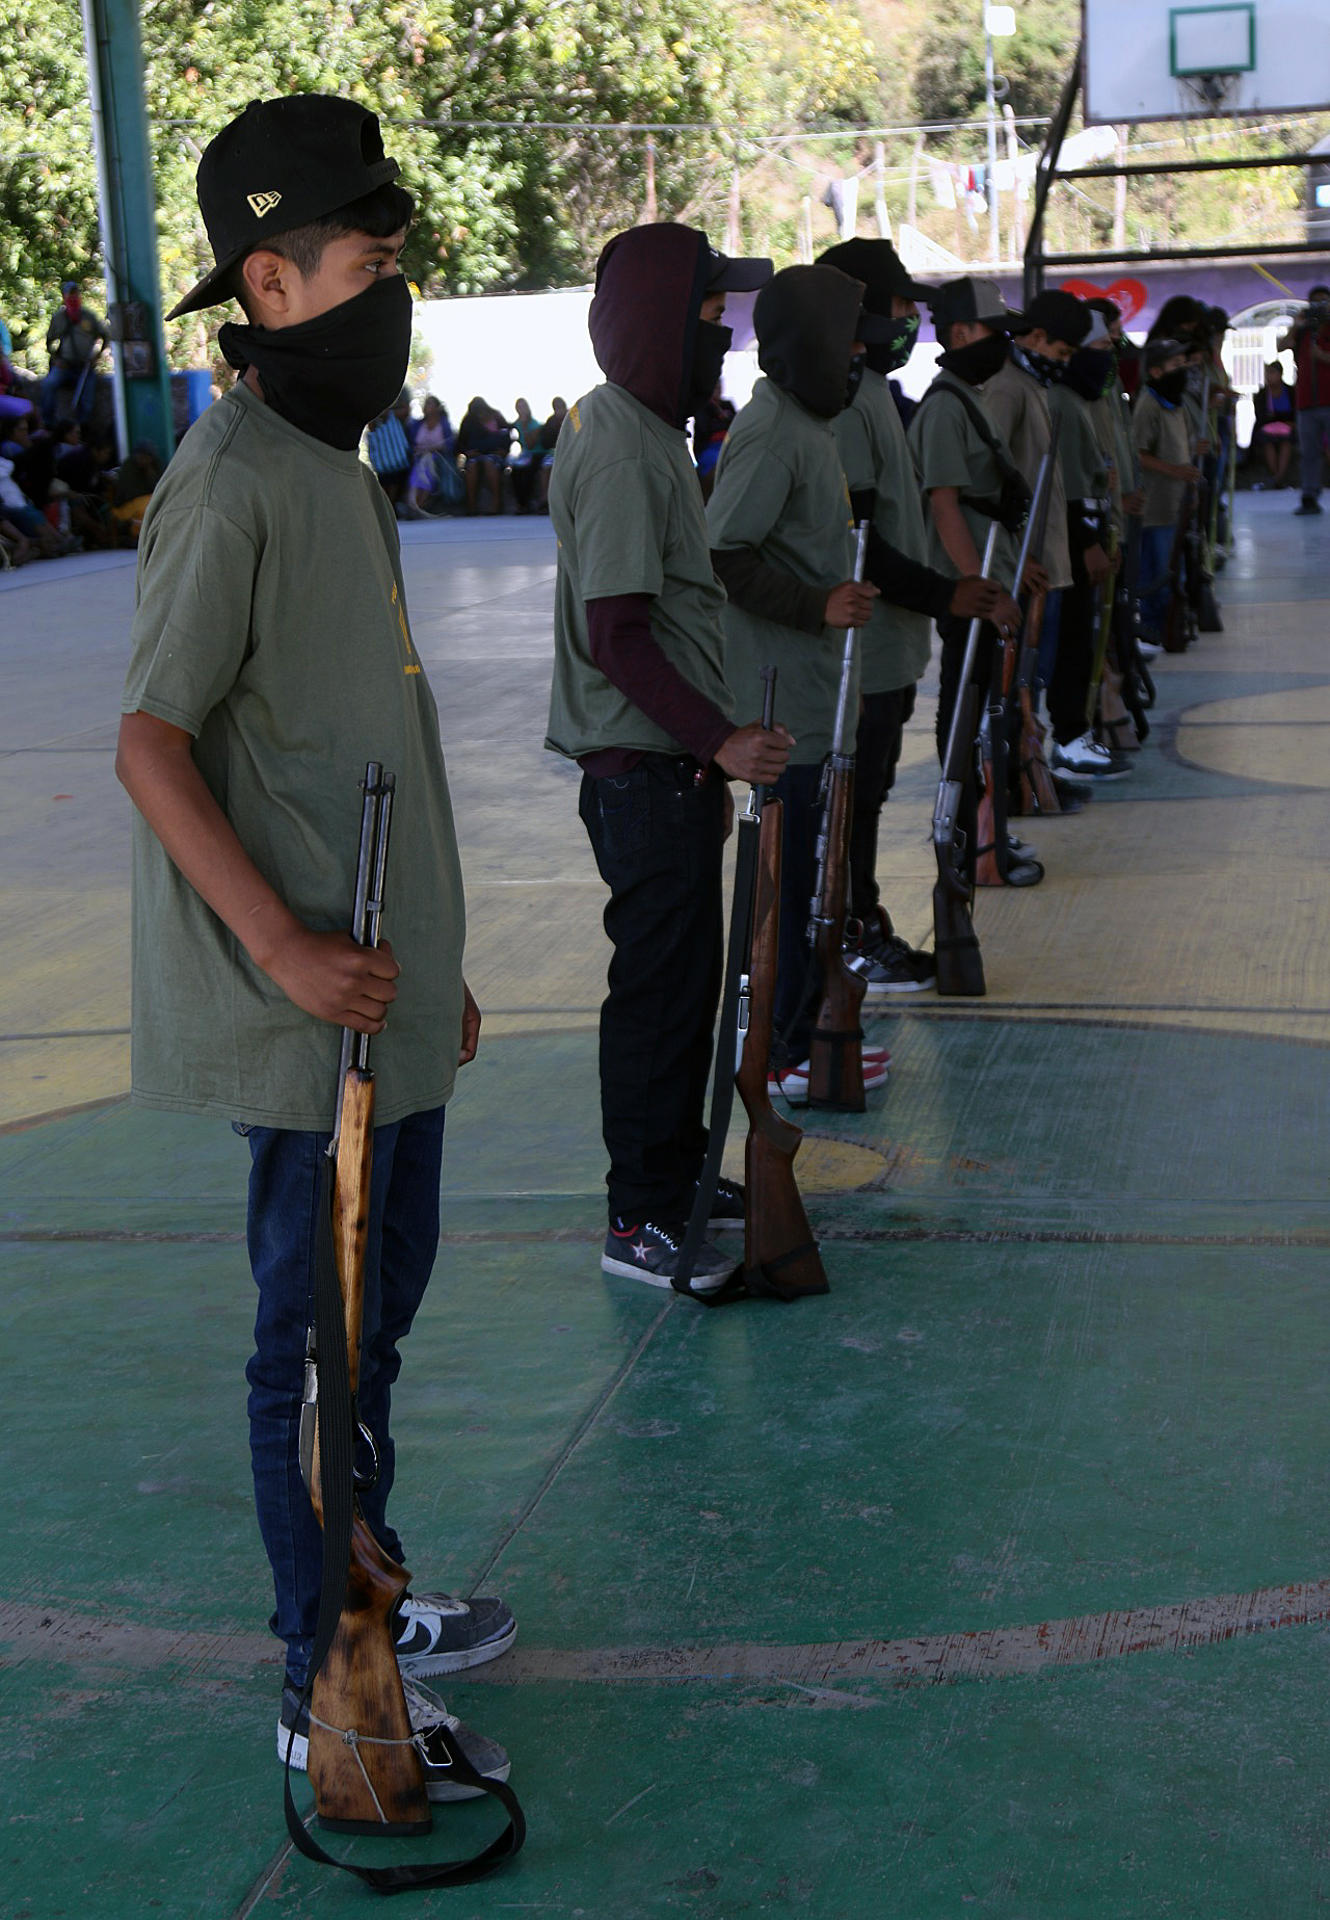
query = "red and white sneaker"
(768, 1047, 890, 1107)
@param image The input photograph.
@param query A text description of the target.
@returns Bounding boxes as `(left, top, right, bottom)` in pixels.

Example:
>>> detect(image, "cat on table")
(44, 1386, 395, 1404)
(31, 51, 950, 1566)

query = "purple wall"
(995, 253, 1330, 333)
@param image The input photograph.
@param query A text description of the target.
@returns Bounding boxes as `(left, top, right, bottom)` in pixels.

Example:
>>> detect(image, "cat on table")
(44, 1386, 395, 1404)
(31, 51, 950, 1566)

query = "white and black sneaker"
(278, 1674, 511, 1802)
(846, 933, 935, 994)
(1049, 730, 1132, 781)
(393, 1590, 517, 1677)
(601, 1217, 738, 1291)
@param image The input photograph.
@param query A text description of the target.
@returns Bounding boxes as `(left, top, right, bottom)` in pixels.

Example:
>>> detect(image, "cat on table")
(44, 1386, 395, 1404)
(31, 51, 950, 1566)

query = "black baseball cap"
(167, 95, 401, 319)
(1021, 288, 1091, 346)
(928, 275, 1025, 335)
(706, 246, 774, 293)
(816, 238, 931, 308)
(1144, 335, 1186, 368)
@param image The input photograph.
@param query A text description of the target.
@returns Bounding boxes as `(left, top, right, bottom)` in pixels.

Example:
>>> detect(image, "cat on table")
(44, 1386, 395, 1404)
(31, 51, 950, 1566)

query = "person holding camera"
(1278, 284, 1330, 516)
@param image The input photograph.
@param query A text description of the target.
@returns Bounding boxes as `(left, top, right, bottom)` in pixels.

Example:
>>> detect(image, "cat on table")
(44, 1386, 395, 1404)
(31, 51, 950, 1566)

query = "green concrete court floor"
(3, 493, 1330, 1917)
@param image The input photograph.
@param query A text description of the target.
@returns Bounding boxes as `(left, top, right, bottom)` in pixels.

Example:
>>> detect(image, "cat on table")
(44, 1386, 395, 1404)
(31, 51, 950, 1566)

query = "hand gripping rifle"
(975, 437, 1056, 885)
(807, 522, 871, 1112)
(673, 671, 826, 1302)
(287, 763, 524, 1891)
(932, 521, 1000, 997)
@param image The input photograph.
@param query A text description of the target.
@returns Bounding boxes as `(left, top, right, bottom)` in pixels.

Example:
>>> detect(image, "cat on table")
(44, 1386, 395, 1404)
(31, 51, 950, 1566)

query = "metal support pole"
(1023, 43, 1083, 308)
(80, 0, 175, 465)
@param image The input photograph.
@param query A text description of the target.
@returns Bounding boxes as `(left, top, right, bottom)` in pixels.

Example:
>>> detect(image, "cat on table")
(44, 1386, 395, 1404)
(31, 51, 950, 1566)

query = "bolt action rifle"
(975, 435, 1057, 884)
(1010, 428, 1063, 818)
(673, 671, 826, 1302)
(286, 763, 523, 1891)
(807, 522, 870, 1112)
(932, 521, 1000, 997)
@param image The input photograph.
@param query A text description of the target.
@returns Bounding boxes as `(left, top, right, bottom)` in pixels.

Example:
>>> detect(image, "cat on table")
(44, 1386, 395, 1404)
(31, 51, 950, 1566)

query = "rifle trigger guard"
(352, 1420, 381, 1492)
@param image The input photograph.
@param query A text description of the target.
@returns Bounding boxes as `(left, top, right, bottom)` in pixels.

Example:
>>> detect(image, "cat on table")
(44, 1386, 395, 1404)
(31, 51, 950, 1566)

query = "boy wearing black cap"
(707, 263, 894, 1104)
(115, 96, 513, 1794)
(816, 239, 999, 987)
(546, 224, 792, 1289)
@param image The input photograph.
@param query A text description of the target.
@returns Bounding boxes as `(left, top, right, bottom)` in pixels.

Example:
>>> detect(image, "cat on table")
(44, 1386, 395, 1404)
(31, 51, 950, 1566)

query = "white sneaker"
(768, 1048, 890, 1106)
(1049, 730, 1132, 781)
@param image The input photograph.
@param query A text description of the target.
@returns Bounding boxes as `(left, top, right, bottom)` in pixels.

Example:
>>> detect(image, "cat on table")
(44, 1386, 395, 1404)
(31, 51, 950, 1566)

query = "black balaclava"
(1064, 346, 1116, 400)
(1012, 341, 1064, 388)
(816, 238, 921, 375)
(938, 329, 1010, 387)
(1148, 366, 1187, 405)
(219, 272, 413, 452)
(688, 320, 733, 415)
(754, 264, 866, 420)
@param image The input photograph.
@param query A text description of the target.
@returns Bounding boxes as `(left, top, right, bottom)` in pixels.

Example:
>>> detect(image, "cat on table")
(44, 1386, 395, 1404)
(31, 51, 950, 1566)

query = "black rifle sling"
(672, 809, 760, 1305)
(282, 1152, 526, 1891)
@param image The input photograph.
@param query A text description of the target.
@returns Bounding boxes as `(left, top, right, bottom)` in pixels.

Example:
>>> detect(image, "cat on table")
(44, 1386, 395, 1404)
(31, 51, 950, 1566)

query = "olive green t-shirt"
(1089, 386, 1136, 533)
(832, 368, 932, 696)
(544, 382, 734, 759)
(1133, 386, 1191, 529)
(1047, 383, 1109, 503)
(122, 382, 467, 1130)
(980, 356, 1072, 590)
(706, 377, 854, 766)
(907, 374, 1018, 587)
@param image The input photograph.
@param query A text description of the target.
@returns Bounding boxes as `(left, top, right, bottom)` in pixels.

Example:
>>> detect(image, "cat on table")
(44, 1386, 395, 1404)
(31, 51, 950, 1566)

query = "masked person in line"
(1047, 308, 1125, 764)
(545, 225, 791, 1290)
(984, 289, 1127, 790)
(816, 238, 1000, 990)
(1132, 336, 1201, 644)
(707, 263, 895, 1107)
(907, 277, 1026, 882)
(115, 98, 516, 1795)
(1085, 296, 1150, 644)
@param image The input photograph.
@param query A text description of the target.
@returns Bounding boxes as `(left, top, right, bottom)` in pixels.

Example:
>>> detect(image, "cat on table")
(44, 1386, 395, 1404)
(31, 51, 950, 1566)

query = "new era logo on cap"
(246, 191, 283, 218)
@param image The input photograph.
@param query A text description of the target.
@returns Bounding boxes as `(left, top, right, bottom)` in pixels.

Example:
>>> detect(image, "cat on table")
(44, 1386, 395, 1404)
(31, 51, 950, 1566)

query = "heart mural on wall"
(1058, 277, 1149, 324)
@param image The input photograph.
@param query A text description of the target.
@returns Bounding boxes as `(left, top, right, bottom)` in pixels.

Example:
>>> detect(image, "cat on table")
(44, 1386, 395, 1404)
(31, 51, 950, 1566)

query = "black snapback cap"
(928, 275, 1025, 336)
(167, 95, 401, 320)
(706, 246, 774, 293)
(1022, 288, 1091, 346)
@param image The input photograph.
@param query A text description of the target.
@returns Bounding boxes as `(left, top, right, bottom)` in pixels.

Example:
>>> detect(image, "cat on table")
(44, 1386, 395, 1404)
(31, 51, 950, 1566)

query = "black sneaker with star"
(601, 1217, 738, 1290)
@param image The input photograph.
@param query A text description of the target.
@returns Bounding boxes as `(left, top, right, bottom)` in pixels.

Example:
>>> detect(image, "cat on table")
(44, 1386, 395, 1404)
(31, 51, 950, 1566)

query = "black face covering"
(687, 319, 732, 416)
(218, 272, 413, 451)
(1063, 346, 1116, 401)
(938, 330, 1010, 387)
(845, 350, 867, 407)
(1012, 342, 1065, 389)
(866, 312, 919, 376)
(1149, 367, 1187, 405)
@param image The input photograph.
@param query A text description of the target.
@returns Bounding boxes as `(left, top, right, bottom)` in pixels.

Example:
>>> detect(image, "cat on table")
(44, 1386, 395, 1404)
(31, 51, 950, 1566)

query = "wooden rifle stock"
(932, 523, 999, 996)
(305, 768, 429, 1837)
(1014, 587, 1061, 815)
(736, 794, 828, 1298)
(808, 523, 869, 1113)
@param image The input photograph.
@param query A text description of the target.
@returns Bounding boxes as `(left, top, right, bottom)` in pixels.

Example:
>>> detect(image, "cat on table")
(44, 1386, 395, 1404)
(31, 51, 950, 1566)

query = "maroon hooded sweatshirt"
(578, 223, 735, 776)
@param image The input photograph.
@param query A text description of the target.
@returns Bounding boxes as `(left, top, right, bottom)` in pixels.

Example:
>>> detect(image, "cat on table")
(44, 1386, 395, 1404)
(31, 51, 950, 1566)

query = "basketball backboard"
(1083, 0, 1330, 123)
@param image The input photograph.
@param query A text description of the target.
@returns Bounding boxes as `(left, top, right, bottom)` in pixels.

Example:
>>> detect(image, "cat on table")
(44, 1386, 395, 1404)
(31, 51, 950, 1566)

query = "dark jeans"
(1297, 404, 1330, 499)
(849, 684, 915, 926)
(579, 756, 725, 1224)
(241, 1105, 446, 1687)
(1138, 525, 1174, 638)
(771, 761, 825, 1068)
(935, 610, 997, 765)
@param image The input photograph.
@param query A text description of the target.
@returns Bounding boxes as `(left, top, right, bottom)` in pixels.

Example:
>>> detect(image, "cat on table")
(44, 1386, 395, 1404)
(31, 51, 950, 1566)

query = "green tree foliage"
(912, 0, 1076, 124)
(0, 0, 878, 361)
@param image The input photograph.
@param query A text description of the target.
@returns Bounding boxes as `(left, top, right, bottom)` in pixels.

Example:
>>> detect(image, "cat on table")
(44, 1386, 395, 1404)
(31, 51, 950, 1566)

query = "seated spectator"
(456, 396, 512, 515)
(0, 455, 62, 557)
(1251, 361, 1296, 489)
(0, 328, 34, 423)
(109, 440, 162, 544)
(535, 395, 567, 510)
(405, 394, 462, 516)
(366, 405, 413, 511)
(692, 384, 735, 499)
(508, 397, 544, 513)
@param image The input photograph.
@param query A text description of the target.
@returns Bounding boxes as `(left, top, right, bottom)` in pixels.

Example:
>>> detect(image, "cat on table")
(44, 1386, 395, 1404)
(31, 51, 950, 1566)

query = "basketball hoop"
(1178, 67, 1243, 112)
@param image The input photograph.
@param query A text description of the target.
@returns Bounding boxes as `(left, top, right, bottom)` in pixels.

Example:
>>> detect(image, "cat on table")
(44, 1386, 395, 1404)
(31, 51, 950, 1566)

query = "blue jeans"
(1138, 524, 1175, 639)
(240, 1105, 446, 1687)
